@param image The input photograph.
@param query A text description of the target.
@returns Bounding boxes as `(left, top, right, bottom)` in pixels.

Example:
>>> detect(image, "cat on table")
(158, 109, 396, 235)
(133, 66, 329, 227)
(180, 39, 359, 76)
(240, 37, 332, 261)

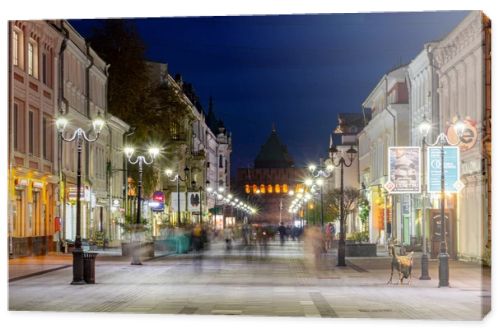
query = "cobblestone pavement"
(8, 241, 491, 320)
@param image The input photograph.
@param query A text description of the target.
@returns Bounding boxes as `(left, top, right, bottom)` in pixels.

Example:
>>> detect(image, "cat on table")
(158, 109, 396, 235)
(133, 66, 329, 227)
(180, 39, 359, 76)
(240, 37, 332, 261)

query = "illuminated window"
(28, 39, 38, 78)
(245, 184, 250, 194)
(252, 184, 258, 193)
(275, 184, 281, 193)
(260, 184, 266, 194)
(282, 184, 288, 193)
(267, 184, 273, 193)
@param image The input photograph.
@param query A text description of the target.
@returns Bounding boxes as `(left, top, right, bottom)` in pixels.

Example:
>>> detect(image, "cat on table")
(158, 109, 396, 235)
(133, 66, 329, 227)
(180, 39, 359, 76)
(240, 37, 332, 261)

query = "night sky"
(69, 11, 470, 173)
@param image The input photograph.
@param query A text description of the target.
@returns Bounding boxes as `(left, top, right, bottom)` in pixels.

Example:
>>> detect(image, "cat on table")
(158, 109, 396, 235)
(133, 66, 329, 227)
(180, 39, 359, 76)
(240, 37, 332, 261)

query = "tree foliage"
(323, 187, 361, 224)
(89, 19, 197, 196)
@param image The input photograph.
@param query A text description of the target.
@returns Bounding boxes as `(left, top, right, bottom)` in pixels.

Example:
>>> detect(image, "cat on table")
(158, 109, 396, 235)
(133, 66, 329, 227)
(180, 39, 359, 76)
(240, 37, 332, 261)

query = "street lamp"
(329, 144, 357, 267)
(165, 166, 189, 226)
(419, 117, 465, 287)
(124, 146, 160, 265)
(56, 112, 105, 284)
(307, 160, 334, 227)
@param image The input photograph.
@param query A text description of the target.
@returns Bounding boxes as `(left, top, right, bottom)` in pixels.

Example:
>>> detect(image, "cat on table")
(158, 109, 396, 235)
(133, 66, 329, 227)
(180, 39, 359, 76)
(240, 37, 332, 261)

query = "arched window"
(282, 184, 289, 193)
(245, 184, 250, 194)
(260, 184, 266, 194)
(275, 184, 281, 193)
(267, 184, 273, 193)
(252, 184, 258, 193)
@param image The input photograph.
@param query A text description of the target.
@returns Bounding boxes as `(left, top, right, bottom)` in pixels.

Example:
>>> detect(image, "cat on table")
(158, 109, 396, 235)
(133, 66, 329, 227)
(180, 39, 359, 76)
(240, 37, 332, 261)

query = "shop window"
(260, 184, 266, 194)
(282, 184, 289, 193)
(275, 184, 281, 193)
(267, 184, 273, 194)
(252, 184, 258, 193)
(245, 184, 250, 194)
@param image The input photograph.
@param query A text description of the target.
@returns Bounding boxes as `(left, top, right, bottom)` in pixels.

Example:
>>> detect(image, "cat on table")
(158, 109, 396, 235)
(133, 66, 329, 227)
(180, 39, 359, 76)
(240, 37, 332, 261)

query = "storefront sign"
(386, 146, 421, 193)
(32, 181, 44, 189)
(151, 191, 165, 212)
(446, 118, 478, 151)
(427, 146, 461, 193)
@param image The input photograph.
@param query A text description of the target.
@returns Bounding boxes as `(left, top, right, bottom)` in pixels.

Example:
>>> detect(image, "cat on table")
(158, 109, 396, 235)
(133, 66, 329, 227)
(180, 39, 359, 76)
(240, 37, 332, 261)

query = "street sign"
(427, 146, 461, 193)
(387, 146, 421, 193)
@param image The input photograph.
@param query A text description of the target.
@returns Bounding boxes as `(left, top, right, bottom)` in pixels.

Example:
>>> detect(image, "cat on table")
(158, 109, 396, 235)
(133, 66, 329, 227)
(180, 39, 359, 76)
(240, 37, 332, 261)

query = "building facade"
(428, 11, 489, 262)
(358, 65, 410, 245)
(8, 20, 63, 256)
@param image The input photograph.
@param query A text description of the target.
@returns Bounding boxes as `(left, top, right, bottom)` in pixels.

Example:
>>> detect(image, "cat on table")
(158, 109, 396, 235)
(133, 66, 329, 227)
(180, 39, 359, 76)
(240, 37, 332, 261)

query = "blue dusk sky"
(69, 10, 470, 173)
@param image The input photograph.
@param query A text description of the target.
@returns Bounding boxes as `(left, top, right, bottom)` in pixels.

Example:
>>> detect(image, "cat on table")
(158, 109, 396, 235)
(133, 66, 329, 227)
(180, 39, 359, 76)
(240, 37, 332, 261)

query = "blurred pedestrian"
(224, 226, 234, 250)
(278, 222, 286, 246)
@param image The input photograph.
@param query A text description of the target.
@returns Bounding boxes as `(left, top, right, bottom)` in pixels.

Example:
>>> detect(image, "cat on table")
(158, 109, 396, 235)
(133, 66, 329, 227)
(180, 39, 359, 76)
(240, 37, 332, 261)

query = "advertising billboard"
(427, 146, 461, 193)
(386, 146, 421, 194)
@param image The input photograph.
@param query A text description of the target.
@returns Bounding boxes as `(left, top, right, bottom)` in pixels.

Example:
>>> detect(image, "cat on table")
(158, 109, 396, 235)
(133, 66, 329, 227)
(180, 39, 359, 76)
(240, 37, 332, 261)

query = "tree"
(88, 19, 150, 124)
(324, 187, 361, 225)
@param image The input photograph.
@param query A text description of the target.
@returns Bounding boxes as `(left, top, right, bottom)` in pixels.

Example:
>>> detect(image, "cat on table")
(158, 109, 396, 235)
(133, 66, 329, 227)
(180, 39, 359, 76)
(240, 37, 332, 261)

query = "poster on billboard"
(386, 146, 421, 194)
(427, 146, 461, 193)
(171, 192, 202, 212)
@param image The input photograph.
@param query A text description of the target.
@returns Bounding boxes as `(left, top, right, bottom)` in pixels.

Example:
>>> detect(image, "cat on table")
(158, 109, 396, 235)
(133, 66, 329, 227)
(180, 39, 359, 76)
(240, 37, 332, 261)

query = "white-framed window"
(12, 30, 19, 66)
(28, 39, 38, 78)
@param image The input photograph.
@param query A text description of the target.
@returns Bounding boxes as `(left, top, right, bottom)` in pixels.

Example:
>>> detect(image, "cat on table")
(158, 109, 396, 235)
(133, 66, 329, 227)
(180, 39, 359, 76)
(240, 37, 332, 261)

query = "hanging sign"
(386, 146, 421, 193)
(427, 146, 461, 193)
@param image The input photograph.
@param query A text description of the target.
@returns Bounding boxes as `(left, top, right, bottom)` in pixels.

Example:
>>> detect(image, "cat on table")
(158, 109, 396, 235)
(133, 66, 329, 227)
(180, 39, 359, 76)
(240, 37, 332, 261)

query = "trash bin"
(83, 252, 98, 284)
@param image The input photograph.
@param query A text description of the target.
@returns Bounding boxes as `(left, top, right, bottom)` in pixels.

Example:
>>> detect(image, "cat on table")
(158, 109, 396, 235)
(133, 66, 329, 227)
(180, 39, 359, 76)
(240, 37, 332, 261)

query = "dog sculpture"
(387, 245, 414, 285)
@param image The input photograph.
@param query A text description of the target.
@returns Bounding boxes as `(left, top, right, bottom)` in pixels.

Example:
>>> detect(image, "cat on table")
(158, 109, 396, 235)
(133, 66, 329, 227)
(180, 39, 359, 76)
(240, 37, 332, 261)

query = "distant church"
(236, 125, 306, 225)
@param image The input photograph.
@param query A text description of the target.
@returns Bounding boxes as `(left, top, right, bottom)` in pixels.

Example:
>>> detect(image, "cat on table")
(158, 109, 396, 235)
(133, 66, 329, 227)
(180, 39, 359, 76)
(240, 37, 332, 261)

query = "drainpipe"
(57, 22, 69, 245)
(85, 42, 94, 239)
(385, 75, 397, 245)
(8, 23, 14, 257)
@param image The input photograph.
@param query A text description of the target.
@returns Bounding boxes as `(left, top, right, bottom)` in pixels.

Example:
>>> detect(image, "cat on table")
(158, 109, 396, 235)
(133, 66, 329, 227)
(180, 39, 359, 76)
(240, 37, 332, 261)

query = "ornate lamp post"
(308, 162, 335, 227)
(329, 144, 358, 267)
(418, 117, 465, 287)
(56, 112, 105, 285)
(165, 166, 189, 226)
(124, 146, 160, 265)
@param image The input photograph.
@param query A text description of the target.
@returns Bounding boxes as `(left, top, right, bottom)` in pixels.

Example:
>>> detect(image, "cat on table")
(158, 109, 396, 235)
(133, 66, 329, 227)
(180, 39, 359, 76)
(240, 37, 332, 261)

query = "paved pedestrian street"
(9, 241, 490, 320)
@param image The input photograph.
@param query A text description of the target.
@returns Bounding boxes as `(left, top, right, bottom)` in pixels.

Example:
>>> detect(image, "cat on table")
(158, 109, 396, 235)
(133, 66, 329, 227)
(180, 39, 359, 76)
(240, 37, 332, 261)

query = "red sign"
(152, 191, 165, 202)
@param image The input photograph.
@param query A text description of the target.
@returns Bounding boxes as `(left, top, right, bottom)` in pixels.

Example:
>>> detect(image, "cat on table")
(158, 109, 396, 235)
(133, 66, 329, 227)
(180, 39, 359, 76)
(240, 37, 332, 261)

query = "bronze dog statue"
(387, 245, 414, 285)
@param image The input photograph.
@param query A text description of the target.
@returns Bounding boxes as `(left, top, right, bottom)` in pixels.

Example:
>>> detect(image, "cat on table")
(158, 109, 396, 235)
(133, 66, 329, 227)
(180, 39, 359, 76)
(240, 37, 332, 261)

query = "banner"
(427, 146, 461, 193)
(171, 192, 202, 212)
(386, 146, 421, 193)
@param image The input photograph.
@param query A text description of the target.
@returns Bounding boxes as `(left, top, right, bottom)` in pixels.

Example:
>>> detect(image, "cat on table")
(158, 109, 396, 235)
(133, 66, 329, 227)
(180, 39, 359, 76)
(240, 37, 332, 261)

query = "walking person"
(278, 222, 286, 246)
(224, 226, 234, 251)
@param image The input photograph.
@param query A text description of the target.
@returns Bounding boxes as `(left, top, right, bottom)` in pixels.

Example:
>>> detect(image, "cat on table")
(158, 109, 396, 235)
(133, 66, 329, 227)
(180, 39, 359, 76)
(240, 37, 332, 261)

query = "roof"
(254, 126, 294, 168)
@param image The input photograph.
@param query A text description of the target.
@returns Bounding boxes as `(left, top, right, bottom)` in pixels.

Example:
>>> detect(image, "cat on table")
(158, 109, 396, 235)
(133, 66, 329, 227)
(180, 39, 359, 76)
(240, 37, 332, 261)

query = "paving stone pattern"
(8, 242, 490, 320)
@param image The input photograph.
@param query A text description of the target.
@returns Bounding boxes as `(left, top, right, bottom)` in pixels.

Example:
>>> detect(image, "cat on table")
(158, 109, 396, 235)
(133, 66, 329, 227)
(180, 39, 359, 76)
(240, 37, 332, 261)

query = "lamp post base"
(419, 253, 431, 280)
(71, 248, 85, 285)
(438, 252, 450, 287)
(337, 240, 346, 267)
(131, 241, 142, 265)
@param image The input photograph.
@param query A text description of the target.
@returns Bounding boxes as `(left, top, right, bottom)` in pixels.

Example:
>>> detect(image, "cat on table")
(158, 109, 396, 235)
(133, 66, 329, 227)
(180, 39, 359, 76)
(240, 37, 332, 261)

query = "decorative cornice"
(433, 13, 482, 69)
